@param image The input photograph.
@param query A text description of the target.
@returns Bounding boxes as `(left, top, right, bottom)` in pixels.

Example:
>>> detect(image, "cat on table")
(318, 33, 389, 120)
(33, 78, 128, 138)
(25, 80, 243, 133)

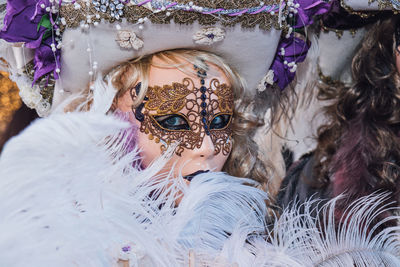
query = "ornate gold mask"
(131, 72, 234, 156)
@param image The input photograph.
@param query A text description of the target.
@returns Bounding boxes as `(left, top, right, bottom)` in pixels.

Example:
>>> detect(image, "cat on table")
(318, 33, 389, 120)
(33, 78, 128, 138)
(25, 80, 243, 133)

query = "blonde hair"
(109, 49, 271, 188)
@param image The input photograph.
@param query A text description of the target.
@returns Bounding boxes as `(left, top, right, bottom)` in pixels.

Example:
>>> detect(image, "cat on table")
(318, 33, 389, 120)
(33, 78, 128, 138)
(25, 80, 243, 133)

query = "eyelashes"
(153, 114, 190, 131)
(210, 114, 231, 129)
(152, 113, 232, 131)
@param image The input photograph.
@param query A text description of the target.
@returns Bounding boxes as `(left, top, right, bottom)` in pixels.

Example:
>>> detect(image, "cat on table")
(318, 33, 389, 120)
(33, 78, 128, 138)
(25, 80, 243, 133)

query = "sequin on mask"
(131, 77, 234, 156)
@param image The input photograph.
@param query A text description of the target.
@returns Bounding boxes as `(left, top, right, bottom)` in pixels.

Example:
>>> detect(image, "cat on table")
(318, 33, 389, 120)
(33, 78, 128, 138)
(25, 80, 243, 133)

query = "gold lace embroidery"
(145, 82, 192, 114)
(59, 0, 285, 32)
(133, 77, 233, 156)
(213, 79, 233, 113)
(339, 0, 392, 17)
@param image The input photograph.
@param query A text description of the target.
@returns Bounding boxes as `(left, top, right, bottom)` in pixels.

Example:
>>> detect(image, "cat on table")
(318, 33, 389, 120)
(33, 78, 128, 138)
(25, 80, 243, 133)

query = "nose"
(196, 135, 215, 159)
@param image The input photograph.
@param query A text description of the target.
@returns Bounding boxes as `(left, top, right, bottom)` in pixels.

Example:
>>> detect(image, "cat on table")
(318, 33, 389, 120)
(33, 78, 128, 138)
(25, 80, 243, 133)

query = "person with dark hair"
(277, 7, 400, 228)
(0, 0, 347, 266)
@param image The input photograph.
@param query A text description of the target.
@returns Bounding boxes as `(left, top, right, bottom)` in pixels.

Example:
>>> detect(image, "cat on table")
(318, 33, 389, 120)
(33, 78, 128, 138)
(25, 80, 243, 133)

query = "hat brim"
(318, 28, 366, 85)
(54, 21, 281, 107)
(342, 0, 395, 10)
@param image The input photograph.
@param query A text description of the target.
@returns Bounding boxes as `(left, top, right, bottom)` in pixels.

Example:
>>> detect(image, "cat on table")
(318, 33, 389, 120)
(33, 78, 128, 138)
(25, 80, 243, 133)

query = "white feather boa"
(1, 113, 400, 266)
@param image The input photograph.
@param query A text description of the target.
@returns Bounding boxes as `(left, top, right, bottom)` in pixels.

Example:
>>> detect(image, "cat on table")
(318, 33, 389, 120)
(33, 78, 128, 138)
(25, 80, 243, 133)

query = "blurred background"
(0, 72, 21, 133)
(0, 72, 38, 152)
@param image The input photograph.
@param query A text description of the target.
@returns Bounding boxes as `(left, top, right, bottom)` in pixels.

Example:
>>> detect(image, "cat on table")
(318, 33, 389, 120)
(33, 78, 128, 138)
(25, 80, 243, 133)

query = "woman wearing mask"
(2, 0, 400, 266)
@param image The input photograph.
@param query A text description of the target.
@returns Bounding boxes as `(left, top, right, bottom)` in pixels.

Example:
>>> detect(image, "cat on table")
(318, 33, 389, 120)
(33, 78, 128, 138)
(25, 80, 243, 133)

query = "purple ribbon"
(267, 0, 331, 90)
(294, 0, 331, 28)
(270, 35, 310, 90)
(0, 0, 60, 82)
(34, 37, 60, 81)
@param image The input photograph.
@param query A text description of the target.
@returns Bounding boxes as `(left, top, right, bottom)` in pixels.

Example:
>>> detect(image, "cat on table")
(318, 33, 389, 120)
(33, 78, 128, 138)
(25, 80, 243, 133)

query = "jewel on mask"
(194, 63, 210, 135)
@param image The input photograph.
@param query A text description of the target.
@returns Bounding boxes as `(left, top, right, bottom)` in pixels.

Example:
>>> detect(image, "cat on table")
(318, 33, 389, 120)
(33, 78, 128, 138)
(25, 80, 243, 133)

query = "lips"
(183, 170, 209, 181)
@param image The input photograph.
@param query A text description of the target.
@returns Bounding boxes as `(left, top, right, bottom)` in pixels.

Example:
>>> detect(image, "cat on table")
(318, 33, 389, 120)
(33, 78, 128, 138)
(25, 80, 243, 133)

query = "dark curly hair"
(314, 16, 400, 214)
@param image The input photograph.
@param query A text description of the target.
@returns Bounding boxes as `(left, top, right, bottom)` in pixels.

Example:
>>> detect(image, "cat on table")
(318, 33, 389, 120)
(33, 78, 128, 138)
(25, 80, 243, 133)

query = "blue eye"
(210, 114, 231, 130)
(153, 114, 190, 130)
(213, 116, 223, 124)
(166, 117, 180, 125)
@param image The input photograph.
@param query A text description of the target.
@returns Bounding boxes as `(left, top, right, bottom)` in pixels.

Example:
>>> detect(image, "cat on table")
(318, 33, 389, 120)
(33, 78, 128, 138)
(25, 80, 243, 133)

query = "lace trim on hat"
(320, 21, 359, 39)
(25, 61, 55, 107)
(59, 0, 286, 31)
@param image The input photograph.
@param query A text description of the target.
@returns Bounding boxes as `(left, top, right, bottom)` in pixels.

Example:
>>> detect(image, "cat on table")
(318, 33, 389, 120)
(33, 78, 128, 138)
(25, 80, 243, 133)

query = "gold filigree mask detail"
(131, 77, 234, 156)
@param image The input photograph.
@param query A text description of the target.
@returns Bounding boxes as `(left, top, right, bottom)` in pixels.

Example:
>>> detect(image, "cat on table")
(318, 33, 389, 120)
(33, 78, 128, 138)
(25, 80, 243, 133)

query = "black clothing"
(276, 152, 331, 213)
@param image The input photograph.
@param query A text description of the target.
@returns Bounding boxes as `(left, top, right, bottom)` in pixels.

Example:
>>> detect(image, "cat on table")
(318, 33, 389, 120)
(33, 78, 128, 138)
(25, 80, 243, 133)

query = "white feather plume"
(1, 113, 400, 266)
(302, 194, 400, 266)
(89, 75, 118, 114)
(0, 112, 269, 266)
(246, 194, 400, 267)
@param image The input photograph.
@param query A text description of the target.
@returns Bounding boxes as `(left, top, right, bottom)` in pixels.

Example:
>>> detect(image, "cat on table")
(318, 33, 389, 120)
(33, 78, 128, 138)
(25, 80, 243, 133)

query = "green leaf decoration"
(37, 14, 52, 32)
(42, 29, 52, 41)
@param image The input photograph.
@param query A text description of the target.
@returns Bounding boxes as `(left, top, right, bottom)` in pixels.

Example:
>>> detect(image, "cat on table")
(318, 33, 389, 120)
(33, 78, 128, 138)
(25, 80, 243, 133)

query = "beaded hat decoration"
(0, 0, 331, 116)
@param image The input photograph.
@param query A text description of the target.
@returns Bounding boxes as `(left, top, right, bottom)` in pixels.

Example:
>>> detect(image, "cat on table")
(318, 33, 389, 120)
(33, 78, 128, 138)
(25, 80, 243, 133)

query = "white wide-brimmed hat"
(317, 0, 395, 86)
(0, 0, 329, 116)
(318, 28, 366, 85)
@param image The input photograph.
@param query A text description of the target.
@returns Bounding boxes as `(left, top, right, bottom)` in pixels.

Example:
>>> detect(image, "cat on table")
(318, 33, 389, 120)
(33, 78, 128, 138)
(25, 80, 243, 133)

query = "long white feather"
(1, 113, 400, 266)
(304, 194, 400, 266)
(90, 76, 118, 114)
(0, 112, 269, 266)
(245, 194, 400, 267)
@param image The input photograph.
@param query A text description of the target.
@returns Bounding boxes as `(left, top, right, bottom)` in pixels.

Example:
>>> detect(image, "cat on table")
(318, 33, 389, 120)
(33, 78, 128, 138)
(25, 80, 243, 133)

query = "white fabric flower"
(193, 27, 225, 45)
(19, 84, 42, 109)
(35, 100, 51, 117)
(116, 30, 144, 50)
(257, 70, 275, 92)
